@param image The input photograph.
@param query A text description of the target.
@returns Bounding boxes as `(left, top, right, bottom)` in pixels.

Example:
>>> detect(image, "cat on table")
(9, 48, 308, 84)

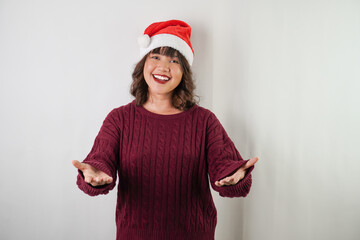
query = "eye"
(151, 55, 160, 60)
(170, 59, 180, 64)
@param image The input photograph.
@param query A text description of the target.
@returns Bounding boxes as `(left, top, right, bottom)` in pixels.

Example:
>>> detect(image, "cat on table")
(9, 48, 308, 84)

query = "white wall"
(0, 0, 359, 239)
(212, 1, 360, 240)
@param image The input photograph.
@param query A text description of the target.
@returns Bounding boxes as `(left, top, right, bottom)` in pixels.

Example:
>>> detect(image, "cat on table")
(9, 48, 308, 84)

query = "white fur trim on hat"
(139, 33, 194, 66)
(137, 34, 150, 48)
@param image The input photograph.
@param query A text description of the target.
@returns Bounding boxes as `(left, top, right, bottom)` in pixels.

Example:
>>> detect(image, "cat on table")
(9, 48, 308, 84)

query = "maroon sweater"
(76, 100, 254, 240)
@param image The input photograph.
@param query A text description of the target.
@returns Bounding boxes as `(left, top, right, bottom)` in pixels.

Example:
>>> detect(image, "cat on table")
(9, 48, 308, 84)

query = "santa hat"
(138, 20, 194, 66)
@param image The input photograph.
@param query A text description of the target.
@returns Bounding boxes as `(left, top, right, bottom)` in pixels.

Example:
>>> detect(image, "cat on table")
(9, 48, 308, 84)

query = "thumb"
(72, 160, 87, 171)
(242, 157, 259, 170)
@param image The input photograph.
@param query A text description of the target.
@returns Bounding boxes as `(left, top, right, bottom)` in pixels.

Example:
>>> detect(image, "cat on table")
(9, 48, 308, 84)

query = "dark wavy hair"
(130, 47, 200, 111)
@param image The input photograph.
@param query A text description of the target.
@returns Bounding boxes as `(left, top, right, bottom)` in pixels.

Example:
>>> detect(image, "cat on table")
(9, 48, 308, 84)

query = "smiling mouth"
(153, 74, 170, 81)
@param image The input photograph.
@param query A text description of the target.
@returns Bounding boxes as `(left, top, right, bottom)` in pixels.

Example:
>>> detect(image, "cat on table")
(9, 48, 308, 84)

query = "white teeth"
(153, 74, 170, 81)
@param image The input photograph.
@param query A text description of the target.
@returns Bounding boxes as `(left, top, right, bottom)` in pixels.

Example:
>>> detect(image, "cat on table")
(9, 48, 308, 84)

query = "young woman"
(72, 19, 259, 240)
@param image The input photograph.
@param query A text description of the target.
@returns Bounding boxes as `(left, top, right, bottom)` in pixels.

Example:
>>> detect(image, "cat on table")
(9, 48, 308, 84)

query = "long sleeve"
(76, 108, 121, 196)
(205, 112, 254, 198)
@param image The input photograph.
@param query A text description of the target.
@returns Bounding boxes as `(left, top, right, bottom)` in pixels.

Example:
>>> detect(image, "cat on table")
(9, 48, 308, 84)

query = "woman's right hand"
(72, 160, 113, 187)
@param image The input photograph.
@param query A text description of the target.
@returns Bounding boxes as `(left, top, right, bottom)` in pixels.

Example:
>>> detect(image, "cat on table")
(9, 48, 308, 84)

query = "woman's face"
(143, 52, 183, 99)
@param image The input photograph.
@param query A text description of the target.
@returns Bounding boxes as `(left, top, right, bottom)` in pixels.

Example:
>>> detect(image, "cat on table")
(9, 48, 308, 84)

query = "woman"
(72, 19, 259, 240)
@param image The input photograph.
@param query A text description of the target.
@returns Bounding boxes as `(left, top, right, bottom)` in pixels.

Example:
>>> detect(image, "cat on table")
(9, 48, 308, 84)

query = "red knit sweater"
(76, 100, 254, 240)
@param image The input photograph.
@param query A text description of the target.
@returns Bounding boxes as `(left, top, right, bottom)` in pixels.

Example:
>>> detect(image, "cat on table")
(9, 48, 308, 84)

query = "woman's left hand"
(215, 157, 259, 187)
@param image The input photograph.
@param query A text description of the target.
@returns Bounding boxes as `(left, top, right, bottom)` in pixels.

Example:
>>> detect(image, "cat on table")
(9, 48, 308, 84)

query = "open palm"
(72, 160, 113, 187)
(215, 157, 259, 187)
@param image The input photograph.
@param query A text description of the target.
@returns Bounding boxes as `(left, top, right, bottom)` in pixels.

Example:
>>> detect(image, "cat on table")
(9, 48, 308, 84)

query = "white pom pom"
(138, 34, 150, 48)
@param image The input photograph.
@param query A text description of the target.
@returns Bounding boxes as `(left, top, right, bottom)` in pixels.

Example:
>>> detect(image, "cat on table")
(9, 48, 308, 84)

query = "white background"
(0, 0, 359, 239)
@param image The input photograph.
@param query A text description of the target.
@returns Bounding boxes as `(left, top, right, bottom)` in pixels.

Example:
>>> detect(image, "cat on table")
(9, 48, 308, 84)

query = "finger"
(92, 177, 110, 187)
(96, 177, 107, 184)
(220, 180, 229, 185)
(84, 175, 93, 184)
(90, 177, 103, 186)
(72, 160, 86, 171)
(215, 178, 233, 186)
(224, 177, 236, 185)
(217, 181, 231, 186)
(243, 157, 259, 169)
(105, 177, 113, 184)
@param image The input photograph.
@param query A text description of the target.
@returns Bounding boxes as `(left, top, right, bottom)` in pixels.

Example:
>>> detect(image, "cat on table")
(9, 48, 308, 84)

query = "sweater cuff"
(76, 170, 114, 196)
(76, 161, 116, 196)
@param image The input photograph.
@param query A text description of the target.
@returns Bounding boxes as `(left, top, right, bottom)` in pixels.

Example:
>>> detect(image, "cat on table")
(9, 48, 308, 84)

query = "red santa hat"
(138, 19, 194, 66)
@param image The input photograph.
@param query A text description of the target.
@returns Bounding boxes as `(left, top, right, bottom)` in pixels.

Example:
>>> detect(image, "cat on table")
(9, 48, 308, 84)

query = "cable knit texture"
(76, 100, 254, 240)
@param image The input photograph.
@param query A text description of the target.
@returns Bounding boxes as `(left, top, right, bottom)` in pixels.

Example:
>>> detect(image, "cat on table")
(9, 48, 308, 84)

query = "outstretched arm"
(206, 111, 256, 197)
(74, 108, 121, 196)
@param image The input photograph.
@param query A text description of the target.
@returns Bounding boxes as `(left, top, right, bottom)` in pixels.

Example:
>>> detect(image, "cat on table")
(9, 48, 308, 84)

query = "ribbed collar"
(132, 99, 198, 120)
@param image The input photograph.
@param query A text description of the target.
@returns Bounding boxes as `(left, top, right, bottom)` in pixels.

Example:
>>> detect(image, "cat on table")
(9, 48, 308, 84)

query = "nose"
(157, 59, 170, 71)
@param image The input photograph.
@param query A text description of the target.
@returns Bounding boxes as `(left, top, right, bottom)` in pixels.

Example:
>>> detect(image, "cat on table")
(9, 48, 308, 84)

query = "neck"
(143, 93, 184, 114)
(145, 93, 173, 109)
